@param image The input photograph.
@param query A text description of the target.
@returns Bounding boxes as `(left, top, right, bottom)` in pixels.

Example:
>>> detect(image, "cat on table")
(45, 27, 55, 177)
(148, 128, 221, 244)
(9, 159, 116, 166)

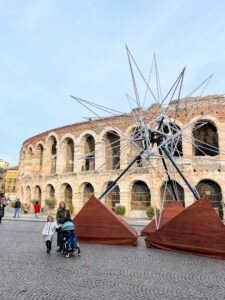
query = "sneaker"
(47, 249, 50, 254)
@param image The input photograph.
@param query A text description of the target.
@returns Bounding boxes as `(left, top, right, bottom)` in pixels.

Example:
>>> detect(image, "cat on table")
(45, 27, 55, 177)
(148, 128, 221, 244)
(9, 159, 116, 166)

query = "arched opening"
(105, 182, 120, 208)
(27, 147, 33, 158)
(47, 136, 57, 174)
(131, 181, 150, 210)
(83, 135, 95, 171)
(160, 180, 185, 207)
(21, 187, 24, 201)
(62, 138, 74, 173)
(46, 184, 55, 199)
(104, 131, 120, 170)
(25, 186, 31, 204)
(21, 150, 26, 159)
(163, 123, 183, 157)
(64, 184, 72, 205)
(36, 144, 44, 172)
(27, 147, 33, 173)
(130, 127, 143, 167)
(193, 121, 219, 156)
(34, 185, 41, 200)
(83, 183, 94, 204)
(196, 180, 223, 219)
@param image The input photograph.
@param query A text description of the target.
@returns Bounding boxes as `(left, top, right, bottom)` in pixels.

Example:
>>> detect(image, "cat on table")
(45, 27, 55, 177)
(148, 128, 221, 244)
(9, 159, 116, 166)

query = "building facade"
(18, 96, 225, 219)
(0, 159, 9, 198)
(5, 166, 19, 201)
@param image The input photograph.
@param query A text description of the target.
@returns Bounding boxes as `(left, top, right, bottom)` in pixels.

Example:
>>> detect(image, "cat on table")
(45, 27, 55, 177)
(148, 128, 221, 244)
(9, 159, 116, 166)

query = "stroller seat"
(61, 221, 81, 258)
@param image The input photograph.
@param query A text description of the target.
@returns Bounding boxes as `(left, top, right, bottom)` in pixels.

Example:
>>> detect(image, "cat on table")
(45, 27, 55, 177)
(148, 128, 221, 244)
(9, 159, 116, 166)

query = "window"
(12, 186, 16, 192)
(13, 178, 17, 184)
(8, 178, 11, 184)
(7, 186, 11, 192)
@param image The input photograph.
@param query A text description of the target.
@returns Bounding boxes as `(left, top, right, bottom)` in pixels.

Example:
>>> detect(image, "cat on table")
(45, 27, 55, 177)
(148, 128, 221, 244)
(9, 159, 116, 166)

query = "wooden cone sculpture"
(73, 195, 138, 246)
(145, 196, 225, 259)
(141, 201, 184, 236)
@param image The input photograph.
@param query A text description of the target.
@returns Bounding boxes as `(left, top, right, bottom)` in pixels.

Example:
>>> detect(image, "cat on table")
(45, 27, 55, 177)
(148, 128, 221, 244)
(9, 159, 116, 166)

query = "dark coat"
(15, 200, 21, 208)
(56, 207, 71, 221)
(0, 203, 5, 217)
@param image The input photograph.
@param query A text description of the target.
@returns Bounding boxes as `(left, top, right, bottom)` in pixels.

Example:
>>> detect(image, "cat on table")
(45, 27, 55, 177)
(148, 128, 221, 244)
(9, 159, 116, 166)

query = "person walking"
(0, 198, 6, 224)
(23, 203, 28, 214)
(56, 201, 71, 252)
(42, 216, 59, 254)
(34, 201, 40, 219)
(14, 198, 21, 218)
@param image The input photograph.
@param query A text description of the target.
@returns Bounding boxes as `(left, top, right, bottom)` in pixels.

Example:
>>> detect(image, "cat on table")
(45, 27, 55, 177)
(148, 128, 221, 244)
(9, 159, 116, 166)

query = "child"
(65, 230, 77, 249)
(42, 216, 59, 254)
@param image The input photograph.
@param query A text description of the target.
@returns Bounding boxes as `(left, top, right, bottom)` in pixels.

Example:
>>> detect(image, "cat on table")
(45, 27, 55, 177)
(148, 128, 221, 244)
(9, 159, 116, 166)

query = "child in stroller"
(61, 220, 81, 258)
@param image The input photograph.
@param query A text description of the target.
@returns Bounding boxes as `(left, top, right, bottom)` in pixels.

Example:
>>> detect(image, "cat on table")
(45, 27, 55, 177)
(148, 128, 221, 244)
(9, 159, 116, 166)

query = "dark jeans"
(46, 240, 52, 250)
(57, 232, 62, 247)
(0, 216, 2, 223)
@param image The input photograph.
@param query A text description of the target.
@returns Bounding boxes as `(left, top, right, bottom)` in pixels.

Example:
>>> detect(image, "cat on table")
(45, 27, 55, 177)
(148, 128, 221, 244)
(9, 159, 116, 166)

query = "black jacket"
(0, 203, 5, 217)
(15, 200, 21, 208)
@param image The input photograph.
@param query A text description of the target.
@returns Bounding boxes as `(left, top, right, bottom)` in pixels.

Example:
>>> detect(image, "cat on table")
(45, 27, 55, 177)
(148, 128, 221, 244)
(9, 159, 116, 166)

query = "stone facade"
(18, 95, 225, 219)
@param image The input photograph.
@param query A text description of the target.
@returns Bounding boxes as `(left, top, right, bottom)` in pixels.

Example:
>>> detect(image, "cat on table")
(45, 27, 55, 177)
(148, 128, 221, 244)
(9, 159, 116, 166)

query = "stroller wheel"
(77, 247, 81, 256)
(64, 253, 70, 258)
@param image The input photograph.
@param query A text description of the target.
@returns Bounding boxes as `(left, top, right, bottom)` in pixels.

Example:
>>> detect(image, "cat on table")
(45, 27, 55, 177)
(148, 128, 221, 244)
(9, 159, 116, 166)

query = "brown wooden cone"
(145, 196, 225, 259)
(73, 195, 137, 246)
(141, 201, 184, 236)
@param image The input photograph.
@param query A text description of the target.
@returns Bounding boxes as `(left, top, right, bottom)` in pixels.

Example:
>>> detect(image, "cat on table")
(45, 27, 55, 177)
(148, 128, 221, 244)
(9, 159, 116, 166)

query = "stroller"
(61, 220, 81, 258)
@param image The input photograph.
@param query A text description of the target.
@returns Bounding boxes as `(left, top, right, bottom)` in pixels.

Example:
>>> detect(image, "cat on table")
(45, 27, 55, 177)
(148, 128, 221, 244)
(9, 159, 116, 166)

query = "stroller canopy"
(62, 221, 75, 231)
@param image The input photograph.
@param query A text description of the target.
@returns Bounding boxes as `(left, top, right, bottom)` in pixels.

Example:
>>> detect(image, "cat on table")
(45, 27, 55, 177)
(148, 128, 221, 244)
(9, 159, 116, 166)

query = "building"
(18, 95, 225, 219)
(0, 158, 9, 169)
(5, 166, 19, 201)
(0, 158, 9, 197)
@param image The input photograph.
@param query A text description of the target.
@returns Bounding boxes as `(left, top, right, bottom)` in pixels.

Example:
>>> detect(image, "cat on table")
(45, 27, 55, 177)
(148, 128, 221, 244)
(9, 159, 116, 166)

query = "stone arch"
(61, 183, 73, 205)
(160, 180, 185, 207)
(103, 130, 120, 170)
(192, 120, 219, 156)
(61, 137, 75, 173)
(25, 186, 31, 204)
(21, 149, 26, 159)
(131, 180, 151, 210)
(35, 143, 44, 172)
(46, 132, 59, 145)
(81, 182, 94, 204)
(129, 127, 144, 167)
(46, 135, 58, 174)
(21, 186, 24, 202)
(196, 179, 223, 219)
(33, 185, 41, 200)
(45, 184, 55, 199)
(163, 123, 183, 157)
(104, 182, 120, 208)
(82, 134, 95, 171)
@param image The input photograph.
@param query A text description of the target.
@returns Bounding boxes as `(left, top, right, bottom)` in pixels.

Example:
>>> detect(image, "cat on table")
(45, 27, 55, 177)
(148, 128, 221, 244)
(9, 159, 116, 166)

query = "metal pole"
(158, 147, 178, 202)
(162, 145, 200, 200)
(99, 150, 144, 200)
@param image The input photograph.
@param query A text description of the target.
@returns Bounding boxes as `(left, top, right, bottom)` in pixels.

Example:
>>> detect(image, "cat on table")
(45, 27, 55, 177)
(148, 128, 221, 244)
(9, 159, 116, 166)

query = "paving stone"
(0, 221, 224, 300)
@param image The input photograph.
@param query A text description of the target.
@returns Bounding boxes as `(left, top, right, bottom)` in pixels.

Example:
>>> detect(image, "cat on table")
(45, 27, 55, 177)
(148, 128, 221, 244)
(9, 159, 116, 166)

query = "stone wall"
(18, 95, 225, 219)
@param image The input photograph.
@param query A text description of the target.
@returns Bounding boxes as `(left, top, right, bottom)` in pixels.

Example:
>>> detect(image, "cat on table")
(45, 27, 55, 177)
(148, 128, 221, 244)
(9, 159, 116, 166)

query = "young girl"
(42, 216, 59, 254)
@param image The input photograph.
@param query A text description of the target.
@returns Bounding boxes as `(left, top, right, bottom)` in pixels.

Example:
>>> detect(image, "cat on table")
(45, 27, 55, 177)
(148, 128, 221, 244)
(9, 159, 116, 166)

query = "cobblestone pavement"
(0, 221, 225, 300)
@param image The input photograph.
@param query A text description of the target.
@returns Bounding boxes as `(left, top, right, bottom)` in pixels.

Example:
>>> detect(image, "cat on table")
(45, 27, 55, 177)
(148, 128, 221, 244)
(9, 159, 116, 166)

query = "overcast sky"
(1, 0, 225, 166)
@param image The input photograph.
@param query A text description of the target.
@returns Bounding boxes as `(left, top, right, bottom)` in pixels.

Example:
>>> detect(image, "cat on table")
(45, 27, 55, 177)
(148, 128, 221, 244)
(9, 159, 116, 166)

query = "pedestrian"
(0, 198, 6, 224)
(34, 201, 40, 219)
(23, 203, 28, 214)
(56, 201, 71, 252)
(14, 198, 21, 218)
(42, 216, 59, 254)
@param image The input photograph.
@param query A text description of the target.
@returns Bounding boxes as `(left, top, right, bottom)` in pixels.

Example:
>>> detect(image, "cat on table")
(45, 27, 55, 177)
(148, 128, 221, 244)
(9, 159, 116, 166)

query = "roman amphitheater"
(18, 95, 225, 219)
